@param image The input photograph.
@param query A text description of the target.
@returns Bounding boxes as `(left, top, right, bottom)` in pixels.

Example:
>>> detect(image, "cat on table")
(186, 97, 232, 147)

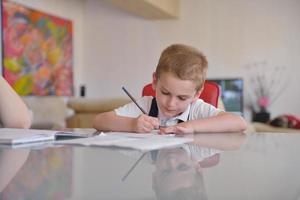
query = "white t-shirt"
(115, 96, 223, 163)
(120, 145, 221, 165)
(115, 96, 223, 125)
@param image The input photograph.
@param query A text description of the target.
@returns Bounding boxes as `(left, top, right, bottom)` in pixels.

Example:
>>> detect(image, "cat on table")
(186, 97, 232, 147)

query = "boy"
(93, 44, 247, 134)
(152, 132, 246, 199)
(151, 147, 208, 200)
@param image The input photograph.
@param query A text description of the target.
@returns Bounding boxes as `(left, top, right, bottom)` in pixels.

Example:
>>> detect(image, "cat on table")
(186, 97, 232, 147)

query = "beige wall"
(1, 0, 300, 119)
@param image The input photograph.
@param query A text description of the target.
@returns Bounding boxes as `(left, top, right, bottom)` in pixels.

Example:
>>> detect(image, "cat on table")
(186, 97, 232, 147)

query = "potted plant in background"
(245, 61, 287, 123)
(253, 95, 271, 123)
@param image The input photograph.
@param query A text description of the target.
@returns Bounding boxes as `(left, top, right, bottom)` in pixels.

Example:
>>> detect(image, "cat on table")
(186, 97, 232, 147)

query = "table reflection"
(0, 149, 30, 192)
(0, 132, 246, 200)
(0, 147, 72, 200)
(122, 132, 246, 200)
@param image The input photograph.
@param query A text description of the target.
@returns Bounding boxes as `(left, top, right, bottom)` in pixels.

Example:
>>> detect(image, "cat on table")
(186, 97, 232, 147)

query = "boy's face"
(152, 72, 201, 118)
(152, 148, 201, 192)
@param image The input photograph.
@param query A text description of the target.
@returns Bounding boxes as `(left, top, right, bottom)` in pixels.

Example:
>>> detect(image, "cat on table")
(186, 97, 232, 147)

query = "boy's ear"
(152, 72, 157, 90)
(192, 87, 203, 102)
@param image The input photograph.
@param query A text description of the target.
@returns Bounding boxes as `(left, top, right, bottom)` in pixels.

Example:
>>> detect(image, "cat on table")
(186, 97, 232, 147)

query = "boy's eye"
(177, 163, 190, 171)
(161, 90, 169, 95)
(178, 96, 188, 101)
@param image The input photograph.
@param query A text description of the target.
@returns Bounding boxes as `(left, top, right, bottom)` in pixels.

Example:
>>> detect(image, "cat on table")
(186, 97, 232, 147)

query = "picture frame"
(1, 1, 73, 96)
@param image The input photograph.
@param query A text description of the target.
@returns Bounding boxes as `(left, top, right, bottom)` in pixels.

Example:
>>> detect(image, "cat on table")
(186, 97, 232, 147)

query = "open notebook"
(0, 128, 97, 145)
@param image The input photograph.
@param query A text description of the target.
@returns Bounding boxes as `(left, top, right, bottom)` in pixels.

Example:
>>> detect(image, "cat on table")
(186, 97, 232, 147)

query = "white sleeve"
(114, 96, 153, 118)
(189, 99, 224, 119)
(182, 144, 221, 162)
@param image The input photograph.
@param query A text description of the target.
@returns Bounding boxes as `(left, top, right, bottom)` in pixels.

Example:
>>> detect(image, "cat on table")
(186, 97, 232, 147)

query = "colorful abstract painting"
(2, 1, 73, 96)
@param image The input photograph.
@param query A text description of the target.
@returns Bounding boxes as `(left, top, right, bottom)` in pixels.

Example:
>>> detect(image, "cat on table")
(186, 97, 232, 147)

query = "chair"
(199, 153, 220, 168)
(142, 80, 220, 107)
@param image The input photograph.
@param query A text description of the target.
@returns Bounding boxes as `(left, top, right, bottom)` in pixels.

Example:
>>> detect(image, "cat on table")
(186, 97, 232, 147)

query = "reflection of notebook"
(59, 131, 193, 151)
(0, 128, 96, 145)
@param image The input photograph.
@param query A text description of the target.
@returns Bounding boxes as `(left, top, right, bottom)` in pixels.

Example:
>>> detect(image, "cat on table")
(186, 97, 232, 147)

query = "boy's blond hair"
(155, 44, 208, 91)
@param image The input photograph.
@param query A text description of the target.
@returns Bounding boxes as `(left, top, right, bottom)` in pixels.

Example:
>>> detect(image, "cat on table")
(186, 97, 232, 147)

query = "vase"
(252, 111, 270, 123)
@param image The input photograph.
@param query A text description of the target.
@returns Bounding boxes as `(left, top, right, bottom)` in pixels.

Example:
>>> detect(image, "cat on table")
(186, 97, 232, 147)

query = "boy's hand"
(133, 114, 159, 133)
(159, 122, 194, 135)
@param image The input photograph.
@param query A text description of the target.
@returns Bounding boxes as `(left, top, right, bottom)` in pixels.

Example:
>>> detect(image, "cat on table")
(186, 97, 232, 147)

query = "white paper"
(57, 133, 136, 146)
(58, 132, 193, 151)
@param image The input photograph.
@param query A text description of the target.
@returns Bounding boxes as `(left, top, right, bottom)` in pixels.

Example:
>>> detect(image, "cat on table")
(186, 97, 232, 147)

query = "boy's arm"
(93, 111, 135, 132)
(0, 77, 31, 128)
(161, 112, 247, 134)
(189, 112, 247, 133)
(93, 111, 159, 133)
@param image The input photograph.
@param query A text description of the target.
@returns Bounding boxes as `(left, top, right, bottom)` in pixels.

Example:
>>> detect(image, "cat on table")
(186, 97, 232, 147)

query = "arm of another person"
(93, 110, 159, 133)
(0, 77, 31, 128)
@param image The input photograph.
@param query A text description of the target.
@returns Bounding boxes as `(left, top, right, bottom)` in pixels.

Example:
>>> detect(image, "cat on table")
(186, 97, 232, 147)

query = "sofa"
(66, 98, 130, 128)
(23, 97, 72, 129)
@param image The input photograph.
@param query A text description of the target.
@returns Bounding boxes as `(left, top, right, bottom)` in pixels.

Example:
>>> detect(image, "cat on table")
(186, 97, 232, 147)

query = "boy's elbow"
(228, 114, 247, 132)
(92, 119, 97, 130)
(222, 112, 248, 132)
(92, 114, 101, 130)
(237, 117, 248, 132)
(92, 121, 98, 130)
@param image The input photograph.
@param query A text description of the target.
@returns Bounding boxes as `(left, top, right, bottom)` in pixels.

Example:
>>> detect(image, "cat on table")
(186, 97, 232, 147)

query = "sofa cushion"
(23, 97, 71, 129)
(67, 98, 130, 113)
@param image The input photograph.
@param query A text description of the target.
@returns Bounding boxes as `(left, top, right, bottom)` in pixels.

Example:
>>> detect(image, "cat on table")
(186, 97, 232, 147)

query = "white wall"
(1, 0, 300, 119)
(81, 0, 300, 118)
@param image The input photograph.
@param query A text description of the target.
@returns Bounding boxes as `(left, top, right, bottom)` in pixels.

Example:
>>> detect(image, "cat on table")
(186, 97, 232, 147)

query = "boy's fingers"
(175, 125, 194, 134)
(145, 116, 159, 129)
(159, 126, 176, 134)
(141, 120, 158, 132)
(152, 119, 160, 129)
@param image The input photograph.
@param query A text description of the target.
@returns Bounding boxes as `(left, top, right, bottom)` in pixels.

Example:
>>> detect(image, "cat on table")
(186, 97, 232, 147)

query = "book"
(0, 128, 98, 145)
(58, 131, 194, 151)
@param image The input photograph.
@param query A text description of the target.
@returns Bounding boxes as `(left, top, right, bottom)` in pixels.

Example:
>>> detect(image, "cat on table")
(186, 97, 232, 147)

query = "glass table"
(1, 130, 300, 200)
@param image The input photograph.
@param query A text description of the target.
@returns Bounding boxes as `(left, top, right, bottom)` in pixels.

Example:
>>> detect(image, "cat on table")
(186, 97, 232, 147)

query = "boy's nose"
(166, 157, 177, 168)
(166, 97, 177, 107)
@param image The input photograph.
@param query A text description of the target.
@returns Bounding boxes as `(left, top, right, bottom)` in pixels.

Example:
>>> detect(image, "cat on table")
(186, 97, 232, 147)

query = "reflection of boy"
(121, 133, 246, 199)
(93, 44, 246, 134)
(151, 146, 218, 200)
